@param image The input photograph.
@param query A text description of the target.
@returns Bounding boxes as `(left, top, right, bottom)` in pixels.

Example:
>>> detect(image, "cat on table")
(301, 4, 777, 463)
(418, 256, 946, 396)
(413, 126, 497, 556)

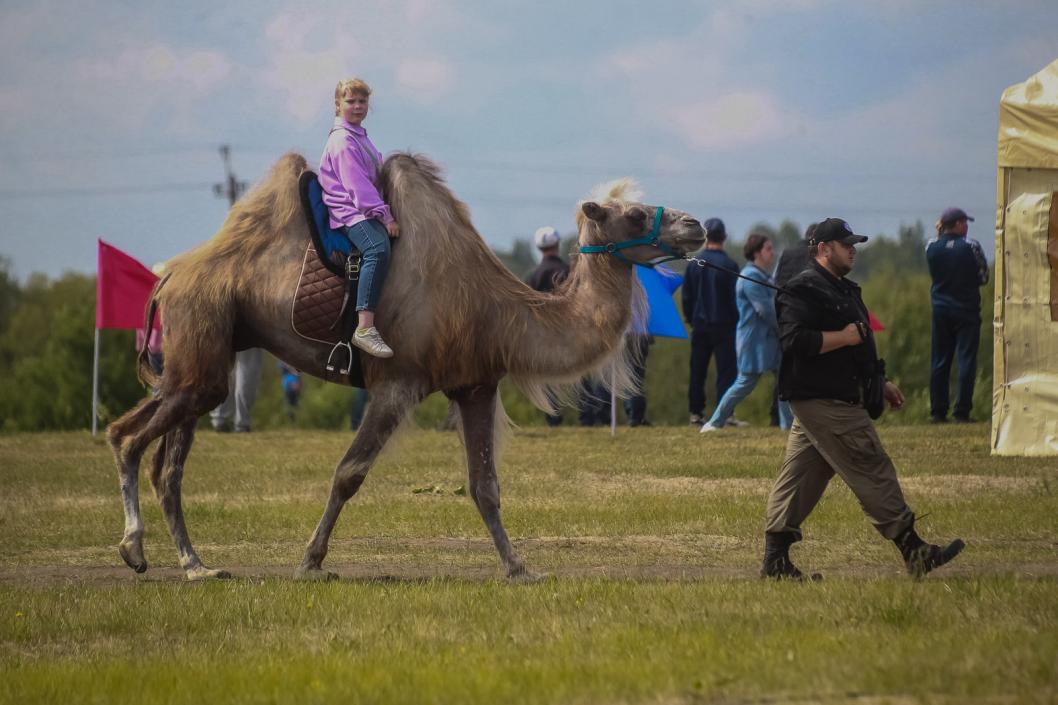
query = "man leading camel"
(763, 217, 965, 580)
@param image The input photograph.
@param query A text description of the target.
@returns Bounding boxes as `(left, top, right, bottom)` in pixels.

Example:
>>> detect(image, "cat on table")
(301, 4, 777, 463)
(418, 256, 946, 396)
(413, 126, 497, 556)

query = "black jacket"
(926, 234, 989, 315)
(777, 260, 879, 403)
(681, 248, 739, 330)
(526, 255, 570, 293)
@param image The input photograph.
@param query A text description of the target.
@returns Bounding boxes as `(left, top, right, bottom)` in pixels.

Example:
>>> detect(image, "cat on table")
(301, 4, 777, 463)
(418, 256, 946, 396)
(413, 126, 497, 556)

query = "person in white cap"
(525, 226, 568, 293)
(525, 226, 570, 426)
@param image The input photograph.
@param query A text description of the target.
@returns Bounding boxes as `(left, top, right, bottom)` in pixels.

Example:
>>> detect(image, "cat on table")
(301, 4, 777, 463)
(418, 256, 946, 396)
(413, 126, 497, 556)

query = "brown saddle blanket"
(291, 244, 345, 345)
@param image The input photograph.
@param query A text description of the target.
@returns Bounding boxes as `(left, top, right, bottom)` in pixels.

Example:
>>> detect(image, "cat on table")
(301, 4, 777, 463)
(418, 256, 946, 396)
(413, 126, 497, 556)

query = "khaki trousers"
(765, 398, 915, 541)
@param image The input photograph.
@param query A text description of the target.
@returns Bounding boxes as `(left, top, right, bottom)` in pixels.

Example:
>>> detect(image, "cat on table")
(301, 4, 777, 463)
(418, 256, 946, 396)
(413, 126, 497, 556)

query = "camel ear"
(582, 201, 607, 222)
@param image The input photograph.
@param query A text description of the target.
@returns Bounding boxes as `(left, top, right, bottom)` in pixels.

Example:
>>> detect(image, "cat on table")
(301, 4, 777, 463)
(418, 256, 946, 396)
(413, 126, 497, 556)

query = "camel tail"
(137, 272, 171, 388)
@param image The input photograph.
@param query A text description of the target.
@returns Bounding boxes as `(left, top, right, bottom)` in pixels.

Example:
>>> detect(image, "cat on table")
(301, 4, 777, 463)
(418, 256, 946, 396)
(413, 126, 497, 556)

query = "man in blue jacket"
(682, 217, 739, 426)
(926, 207, 989, 423)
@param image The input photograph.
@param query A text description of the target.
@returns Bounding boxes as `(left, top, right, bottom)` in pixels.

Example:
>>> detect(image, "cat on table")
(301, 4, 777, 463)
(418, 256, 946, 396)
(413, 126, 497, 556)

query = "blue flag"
(633, 264, 687, 339)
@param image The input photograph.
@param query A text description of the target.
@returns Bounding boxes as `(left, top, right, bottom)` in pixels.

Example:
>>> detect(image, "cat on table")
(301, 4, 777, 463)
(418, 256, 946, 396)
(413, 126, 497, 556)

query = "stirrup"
(326, 340, 353, 375)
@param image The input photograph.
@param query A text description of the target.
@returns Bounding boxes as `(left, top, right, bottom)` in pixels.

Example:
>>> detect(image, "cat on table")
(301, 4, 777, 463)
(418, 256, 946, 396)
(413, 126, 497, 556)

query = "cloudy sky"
(1, 0, 1055, 279)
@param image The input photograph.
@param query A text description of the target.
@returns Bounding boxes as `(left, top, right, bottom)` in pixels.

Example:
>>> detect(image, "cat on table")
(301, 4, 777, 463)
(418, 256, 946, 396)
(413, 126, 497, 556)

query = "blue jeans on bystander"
(707, 370, 792, 430)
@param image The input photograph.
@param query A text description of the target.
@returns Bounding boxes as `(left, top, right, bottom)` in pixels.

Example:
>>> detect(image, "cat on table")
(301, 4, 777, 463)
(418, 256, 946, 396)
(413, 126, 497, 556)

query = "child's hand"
(386, 221, 400, 237)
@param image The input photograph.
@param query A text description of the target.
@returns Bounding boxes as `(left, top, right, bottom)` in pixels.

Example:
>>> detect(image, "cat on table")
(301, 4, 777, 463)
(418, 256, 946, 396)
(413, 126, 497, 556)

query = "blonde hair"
(334, 78, 372, 116)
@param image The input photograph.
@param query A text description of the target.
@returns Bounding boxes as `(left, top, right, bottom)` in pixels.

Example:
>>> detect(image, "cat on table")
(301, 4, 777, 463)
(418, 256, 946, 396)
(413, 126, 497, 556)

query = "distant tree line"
(0, 222, 993, 431)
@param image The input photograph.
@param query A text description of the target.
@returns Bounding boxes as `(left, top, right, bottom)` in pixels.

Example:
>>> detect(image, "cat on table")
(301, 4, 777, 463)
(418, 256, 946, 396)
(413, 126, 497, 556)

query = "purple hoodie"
(318, 117, 394, 229)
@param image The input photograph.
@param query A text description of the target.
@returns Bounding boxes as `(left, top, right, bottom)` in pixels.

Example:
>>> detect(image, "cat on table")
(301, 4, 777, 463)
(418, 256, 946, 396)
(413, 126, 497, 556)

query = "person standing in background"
(278, 362, 303, 423)
(525, 226, 570, 427)
(211, 349, 262, 433)
(682, 217, 739, 426)
(623, 333, 653, 427)
(774, 223, 817, 289)
(926, 207, 989, 423)
(769, 223, 817, 427)
(700, 233, 791, 432)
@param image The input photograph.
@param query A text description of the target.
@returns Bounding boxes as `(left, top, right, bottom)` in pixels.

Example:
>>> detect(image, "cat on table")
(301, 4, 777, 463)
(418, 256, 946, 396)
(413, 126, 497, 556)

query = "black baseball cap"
(809, 218, 868, 246)
(940, 207, 974, 226)
(704, 217, 726, 243)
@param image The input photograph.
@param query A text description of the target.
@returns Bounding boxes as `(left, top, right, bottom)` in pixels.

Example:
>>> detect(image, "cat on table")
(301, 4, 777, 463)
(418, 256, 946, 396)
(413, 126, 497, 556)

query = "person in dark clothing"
(774, 222, 817, 289)
(763, 217, 965, 581)
(578, 379, 612, 427)
(926, 207, 989, 423)
(770, 223, 817, 427)
(623, 333, 653, 426)
(526, 226, 570, 294)
(682, 217, 739, 426)
(525, 226, 571, 426)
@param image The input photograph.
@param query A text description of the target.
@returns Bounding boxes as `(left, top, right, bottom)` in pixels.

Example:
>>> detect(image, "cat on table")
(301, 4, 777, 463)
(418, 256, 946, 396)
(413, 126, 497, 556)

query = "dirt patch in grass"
(903, 474, 1049, 497)
(582, 473, 769, 498)
(4, 539, 1058, 588)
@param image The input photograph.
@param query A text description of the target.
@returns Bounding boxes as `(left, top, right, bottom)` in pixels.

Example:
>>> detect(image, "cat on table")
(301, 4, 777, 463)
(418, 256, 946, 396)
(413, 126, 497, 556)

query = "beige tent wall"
(992, 59, 1058, 456)
(991, 168, 1058, 455)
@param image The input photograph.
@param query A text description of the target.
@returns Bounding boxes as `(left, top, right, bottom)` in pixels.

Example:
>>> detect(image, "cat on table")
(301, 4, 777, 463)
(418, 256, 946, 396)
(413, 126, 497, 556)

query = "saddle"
(292, 171, 366, 388)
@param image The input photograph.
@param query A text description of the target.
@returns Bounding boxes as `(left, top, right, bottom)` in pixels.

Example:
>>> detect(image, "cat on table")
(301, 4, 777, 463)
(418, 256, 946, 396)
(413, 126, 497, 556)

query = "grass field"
(1, 423, 1056, 704)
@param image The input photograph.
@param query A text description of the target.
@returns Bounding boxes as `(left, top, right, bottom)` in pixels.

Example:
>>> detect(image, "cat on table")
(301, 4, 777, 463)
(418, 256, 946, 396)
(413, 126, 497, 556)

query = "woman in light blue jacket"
(701, 233, 792, 432)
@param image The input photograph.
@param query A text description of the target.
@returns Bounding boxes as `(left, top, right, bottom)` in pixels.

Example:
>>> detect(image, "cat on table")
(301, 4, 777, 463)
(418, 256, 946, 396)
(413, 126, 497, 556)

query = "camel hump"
(381, 152, 445, 186)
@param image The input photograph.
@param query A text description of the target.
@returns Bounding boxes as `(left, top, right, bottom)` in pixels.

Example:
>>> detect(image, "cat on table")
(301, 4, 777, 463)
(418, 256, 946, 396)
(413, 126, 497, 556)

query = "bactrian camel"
(107, 151, 706, 581)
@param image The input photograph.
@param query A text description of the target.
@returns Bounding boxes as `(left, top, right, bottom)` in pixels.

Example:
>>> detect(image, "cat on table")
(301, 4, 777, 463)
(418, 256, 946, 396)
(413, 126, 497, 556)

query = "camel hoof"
(294, 567, 339, 582)
(185, 566, 233, 581)
(118, 540, 147, 574)
(508, 569, 551, 585)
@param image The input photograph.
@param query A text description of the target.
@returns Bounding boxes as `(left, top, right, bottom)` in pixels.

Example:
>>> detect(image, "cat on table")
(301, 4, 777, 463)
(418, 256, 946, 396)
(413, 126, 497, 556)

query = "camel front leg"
(453, 385, 535, 581)
(296, 385, 416, 580)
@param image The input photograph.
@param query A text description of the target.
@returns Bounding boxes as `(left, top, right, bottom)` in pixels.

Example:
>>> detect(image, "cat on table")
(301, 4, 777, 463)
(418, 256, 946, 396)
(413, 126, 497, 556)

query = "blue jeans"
(707, 370, 792, 429)
(343, 220, 391, 312)
(930, 307, 980, 419)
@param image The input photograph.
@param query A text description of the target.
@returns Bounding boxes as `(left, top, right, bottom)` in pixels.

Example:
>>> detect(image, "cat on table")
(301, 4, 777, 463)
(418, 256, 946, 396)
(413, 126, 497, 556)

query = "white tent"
(992, 58, 1058, 456)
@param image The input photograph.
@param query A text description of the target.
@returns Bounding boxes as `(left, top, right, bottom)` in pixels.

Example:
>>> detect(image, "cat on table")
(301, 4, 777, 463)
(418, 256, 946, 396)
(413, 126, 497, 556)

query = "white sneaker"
(699, 422, 720, 433)
(352, 327, 394, 358)
(726, 416, 750, 428)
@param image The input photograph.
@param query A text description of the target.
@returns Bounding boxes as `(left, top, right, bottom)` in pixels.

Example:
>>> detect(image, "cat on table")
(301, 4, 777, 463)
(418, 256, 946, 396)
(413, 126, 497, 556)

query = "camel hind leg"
(108, 386, 225, 575)
(107, 395, 164, 573)
(452, 384, 538, 581)
(153, 419, 231, 580)
(296, 383, 420, 580)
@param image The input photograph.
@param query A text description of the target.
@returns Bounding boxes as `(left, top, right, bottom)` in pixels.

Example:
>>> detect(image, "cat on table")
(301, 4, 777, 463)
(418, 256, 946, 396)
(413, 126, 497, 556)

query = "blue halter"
(578, 207, 681, 267)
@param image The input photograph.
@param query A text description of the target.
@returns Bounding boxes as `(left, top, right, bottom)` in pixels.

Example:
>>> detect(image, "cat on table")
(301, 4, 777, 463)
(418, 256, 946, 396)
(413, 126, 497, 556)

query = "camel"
(106, 151, 705, 581)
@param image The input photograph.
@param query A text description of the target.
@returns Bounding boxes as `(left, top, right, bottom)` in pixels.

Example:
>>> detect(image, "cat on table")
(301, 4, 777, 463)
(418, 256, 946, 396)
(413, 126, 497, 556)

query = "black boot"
(895, 525, 965, 578)
(760, 532, 820, 581)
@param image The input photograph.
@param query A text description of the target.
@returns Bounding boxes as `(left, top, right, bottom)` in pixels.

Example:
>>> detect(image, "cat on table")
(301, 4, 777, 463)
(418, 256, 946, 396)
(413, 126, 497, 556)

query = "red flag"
(867, 309, 885, 332)
(96, 239, 160, 330)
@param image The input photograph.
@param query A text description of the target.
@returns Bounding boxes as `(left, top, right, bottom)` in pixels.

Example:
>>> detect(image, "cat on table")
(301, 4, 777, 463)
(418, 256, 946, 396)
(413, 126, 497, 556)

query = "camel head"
(577, 179, 705, 266)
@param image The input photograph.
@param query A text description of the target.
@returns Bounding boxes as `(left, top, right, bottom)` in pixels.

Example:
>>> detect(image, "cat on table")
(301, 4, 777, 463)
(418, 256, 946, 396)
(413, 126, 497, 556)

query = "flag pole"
(91, 328, 100, 436)
(610, 362, 617, 437)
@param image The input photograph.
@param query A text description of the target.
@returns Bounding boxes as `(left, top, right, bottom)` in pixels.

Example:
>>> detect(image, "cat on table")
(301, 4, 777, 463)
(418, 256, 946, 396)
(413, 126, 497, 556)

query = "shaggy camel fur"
(107, 151, 705, 581)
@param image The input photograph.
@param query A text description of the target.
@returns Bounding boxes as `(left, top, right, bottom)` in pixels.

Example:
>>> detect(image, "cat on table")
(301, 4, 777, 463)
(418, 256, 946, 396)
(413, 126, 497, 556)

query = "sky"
(1, 0, 1056, 280)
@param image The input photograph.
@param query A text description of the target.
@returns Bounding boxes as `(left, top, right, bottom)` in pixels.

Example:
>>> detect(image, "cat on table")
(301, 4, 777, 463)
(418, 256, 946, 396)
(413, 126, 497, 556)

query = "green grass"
(1, 424, 1056, 704)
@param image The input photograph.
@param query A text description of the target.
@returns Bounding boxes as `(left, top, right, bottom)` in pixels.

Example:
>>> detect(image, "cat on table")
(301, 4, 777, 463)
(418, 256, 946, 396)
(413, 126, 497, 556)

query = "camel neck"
(507, 248, 634, 379)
